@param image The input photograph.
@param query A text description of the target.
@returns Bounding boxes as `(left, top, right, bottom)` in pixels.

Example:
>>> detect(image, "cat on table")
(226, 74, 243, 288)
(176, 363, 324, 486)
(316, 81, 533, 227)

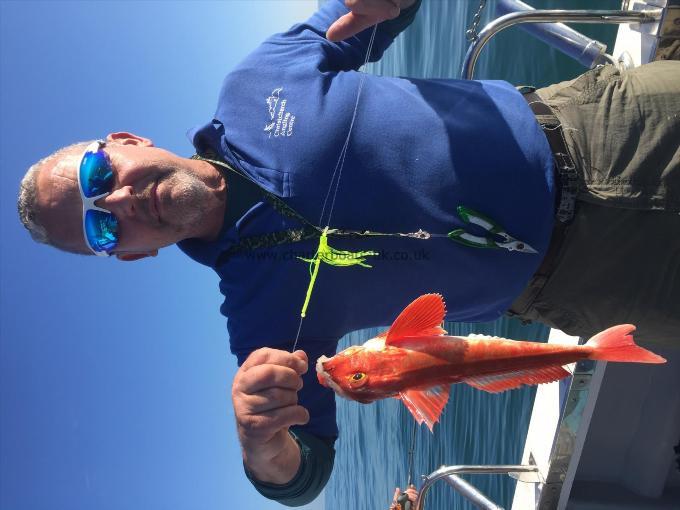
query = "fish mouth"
(316, 356, 331, 387)
(315, 355, 354, 400)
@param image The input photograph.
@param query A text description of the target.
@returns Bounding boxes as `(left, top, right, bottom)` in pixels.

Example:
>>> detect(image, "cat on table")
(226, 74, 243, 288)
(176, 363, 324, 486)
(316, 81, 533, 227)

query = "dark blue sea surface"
(324, 1, 618, 509)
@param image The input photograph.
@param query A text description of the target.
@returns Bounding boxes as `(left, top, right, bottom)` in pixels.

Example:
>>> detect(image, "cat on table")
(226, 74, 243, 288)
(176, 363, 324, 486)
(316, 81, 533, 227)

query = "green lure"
(298, 228, 378, 318)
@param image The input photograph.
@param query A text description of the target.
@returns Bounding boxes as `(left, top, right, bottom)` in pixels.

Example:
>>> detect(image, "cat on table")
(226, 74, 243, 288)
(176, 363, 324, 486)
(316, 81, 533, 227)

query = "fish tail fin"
(585, 325, 666, 363)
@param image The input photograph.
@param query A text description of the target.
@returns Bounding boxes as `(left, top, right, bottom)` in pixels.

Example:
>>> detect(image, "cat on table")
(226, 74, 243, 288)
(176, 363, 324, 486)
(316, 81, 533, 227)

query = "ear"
(116, 250, 159, 262)
(106, 132, 154, 147)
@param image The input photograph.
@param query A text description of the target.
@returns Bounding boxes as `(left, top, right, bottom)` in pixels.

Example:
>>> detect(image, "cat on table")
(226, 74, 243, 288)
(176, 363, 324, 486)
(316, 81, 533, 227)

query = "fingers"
(242, 386, 299, 414)
(327, 12, 377, 42)
(236, 348, 307, 394)
(233, 348, 310, 445)
(292, 349, 308, 364)
(327, 0, 400, 42)
(346, 0, 400, 19)
(243, 364, 302, 393)
(241, 347, 308, 375)
(238, 404, 310, 441)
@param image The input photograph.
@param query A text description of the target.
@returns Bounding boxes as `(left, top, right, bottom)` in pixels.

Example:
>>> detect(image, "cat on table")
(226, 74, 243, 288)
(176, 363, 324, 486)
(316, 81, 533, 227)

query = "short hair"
(17, 141, 93, 251)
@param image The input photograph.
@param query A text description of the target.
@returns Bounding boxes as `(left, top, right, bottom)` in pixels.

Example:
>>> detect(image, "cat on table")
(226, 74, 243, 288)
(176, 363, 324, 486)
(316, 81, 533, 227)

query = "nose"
(95, 185, 136, 218)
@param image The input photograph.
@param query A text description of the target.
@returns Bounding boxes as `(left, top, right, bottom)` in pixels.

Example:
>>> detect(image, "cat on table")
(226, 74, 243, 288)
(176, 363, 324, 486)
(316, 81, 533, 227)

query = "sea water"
(324, 1, 619, 509)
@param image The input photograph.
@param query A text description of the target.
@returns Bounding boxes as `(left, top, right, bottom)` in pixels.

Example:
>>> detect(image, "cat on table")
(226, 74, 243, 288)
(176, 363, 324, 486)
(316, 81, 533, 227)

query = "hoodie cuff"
(379, 0, 423, 39)
(245, 429, 336, 507)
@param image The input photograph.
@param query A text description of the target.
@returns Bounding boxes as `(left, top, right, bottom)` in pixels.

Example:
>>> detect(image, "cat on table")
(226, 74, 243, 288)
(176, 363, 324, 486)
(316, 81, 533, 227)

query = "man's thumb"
(326, 12, 379, 42)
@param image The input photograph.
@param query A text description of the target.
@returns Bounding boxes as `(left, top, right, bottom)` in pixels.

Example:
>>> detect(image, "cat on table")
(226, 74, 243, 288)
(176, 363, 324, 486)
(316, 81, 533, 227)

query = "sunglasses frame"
(77, 140, 117, 257)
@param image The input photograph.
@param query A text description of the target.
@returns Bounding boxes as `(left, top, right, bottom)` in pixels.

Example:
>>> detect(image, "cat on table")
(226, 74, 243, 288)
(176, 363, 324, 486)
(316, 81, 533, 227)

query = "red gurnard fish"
(316, 294, 666, 431)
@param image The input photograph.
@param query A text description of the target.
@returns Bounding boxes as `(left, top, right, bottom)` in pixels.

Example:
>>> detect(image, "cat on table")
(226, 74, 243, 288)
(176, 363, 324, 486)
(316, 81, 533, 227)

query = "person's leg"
(517, 62, 680, 347)
(526, 202, 680, 347)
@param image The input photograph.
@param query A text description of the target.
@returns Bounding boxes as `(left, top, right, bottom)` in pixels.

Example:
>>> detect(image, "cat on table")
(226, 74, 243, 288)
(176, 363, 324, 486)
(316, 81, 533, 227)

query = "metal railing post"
(413, 465, 540, 510)
(462, 9, 662, 79)
(443, 474, 502, 510)
(496, 0, 613, 68)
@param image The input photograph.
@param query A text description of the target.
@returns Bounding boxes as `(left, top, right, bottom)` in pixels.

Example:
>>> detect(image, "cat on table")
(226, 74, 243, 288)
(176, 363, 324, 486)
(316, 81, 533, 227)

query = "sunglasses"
(77, 140, 119, 256)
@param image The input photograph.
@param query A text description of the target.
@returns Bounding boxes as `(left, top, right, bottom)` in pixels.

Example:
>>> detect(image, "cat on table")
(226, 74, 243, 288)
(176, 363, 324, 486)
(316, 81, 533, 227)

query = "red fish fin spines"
(398, 385, 450, 432)
(374, 326, 443, 340)
(585, 325, 666, 363)
(386, 294, 447, 344)
(464, 365, 571, 393)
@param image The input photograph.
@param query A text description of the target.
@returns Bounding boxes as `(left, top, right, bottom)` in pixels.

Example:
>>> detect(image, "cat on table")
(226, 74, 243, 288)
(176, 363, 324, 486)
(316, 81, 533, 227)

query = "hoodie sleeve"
(268, 0, 422, 72)
(233, 339, 340, 505)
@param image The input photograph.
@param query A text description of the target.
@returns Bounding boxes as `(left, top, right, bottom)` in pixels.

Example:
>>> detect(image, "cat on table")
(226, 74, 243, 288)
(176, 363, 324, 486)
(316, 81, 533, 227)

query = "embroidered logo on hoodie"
(264, 87, 296, 139)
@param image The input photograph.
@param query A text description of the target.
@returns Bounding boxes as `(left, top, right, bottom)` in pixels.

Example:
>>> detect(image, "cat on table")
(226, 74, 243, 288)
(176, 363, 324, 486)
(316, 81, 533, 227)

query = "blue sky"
(0, 2, 324, 509)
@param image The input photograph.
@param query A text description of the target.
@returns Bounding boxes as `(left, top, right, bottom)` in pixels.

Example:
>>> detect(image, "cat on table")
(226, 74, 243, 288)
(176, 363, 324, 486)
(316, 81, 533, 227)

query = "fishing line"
(318, 25, 378, 228)
(406, 421, 417, 487)
(291, 24, 379, 353)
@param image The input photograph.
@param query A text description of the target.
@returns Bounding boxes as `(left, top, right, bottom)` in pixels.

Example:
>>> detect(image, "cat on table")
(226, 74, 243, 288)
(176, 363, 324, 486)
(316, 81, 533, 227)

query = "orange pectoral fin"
(398, 385, 450, 432)
(464, 365, 571, 393)
(386, 294, 447, 344)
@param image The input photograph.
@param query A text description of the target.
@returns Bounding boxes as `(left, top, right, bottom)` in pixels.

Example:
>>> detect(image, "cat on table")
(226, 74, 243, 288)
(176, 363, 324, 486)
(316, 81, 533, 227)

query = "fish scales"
(394, 336, 586, 380)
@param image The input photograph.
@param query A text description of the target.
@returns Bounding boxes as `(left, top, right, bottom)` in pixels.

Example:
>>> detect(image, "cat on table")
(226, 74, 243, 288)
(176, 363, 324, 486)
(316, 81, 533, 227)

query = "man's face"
(35, 132, 216, 258)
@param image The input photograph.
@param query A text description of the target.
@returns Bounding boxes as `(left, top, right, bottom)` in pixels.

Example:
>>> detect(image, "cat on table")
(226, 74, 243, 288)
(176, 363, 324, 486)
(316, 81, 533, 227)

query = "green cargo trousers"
(510, 61, 680, 348)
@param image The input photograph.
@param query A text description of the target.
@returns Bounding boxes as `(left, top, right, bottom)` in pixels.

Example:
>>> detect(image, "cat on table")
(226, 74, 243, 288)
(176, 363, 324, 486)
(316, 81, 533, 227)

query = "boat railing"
(495, 0, 617, 68)
(461, 2, 662, 79)
(413, 464, 540, 510)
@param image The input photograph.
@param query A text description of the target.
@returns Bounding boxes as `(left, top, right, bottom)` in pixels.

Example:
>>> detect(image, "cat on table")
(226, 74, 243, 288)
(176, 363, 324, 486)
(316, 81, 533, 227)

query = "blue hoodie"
(180, 0, 554, 445)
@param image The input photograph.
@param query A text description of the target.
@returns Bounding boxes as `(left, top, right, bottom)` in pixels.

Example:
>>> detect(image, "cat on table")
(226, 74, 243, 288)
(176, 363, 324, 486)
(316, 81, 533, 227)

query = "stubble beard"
(160, 169, 211, 235)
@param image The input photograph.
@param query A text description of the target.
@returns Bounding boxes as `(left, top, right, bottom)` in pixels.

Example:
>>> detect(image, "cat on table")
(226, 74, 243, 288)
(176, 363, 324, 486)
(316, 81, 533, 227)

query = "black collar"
(192, 153, 265, 232)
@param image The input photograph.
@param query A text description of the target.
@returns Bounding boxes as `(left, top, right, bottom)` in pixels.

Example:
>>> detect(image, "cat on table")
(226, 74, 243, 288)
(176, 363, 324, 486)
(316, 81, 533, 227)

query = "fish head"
(316, 342, 402, 403)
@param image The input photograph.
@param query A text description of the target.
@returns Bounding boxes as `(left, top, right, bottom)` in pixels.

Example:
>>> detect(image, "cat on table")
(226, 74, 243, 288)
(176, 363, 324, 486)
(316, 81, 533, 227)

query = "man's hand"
(232, 348, 310, 484)
(389, 485, 418, 510)
(327, 0, 417, 42)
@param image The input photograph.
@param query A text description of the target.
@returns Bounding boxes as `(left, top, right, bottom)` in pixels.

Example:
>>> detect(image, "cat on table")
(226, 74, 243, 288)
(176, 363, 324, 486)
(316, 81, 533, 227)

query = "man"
(17, 0, 680, 506)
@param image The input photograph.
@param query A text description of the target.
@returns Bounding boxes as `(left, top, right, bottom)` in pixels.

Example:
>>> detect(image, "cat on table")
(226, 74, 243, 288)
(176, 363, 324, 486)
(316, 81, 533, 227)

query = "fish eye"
(351, 372, 366, 381)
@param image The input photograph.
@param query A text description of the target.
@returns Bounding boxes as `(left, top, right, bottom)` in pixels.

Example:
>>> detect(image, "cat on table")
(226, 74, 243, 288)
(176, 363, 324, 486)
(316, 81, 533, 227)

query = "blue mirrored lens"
(84, 210, 119, 253)
(80, 150, 113, 197)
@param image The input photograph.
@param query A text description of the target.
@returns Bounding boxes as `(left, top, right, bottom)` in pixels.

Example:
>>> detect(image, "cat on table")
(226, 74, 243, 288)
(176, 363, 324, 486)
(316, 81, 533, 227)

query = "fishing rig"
(289, 19, 537, 351)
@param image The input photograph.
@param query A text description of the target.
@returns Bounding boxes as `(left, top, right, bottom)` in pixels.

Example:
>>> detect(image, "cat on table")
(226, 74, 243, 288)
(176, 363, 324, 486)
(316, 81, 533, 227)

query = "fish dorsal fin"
(386, 294, 447, 344)
(398, 385, 450, 432)
(464, 365, 571, 393)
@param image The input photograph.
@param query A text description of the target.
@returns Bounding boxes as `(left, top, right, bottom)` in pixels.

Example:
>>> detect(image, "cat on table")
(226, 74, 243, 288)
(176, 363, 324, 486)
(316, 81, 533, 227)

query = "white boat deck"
(511, 332, 680, 510)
